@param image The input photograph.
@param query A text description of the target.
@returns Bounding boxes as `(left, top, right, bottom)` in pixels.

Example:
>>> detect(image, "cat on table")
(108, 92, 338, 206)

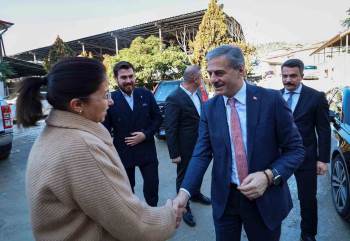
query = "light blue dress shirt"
(121, 90, 134, 110)
(223, 81, 247, 185)
(282, 84, 302, 113)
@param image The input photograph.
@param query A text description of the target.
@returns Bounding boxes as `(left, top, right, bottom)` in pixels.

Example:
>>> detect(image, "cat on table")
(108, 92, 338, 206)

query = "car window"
(154, 81, 181, 102)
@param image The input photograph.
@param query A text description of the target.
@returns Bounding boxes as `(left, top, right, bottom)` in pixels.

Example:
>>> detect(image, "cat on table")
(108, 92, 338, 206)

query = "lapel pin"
(253, 96, 258, 100)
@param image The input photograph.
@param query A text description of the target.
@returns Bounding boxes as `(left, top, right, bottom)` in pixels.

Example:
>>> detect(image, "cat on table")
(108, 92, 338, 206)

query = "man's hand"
(237, 172, 269, 200)
(317, 161, 328, 175)
(172, 190, 189, 228)
(171, 156, 181, 164)
(125, 132, 146, 146)
(165, 199, 186, 228)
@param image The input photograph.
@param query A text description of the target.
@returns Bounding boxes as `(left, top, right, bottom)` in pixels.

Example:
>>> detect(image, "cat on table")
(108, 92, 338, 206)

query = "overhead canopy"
(12, 9, 244, 62)
(0, 20, 13, 32)
(3, 56, 46, 78)
(310, 29, 350, 55)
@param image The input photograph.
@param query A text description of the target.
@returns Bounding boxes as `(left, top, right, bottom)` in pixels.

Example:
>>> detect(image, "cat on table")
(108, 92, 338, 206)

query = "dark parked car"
(153, 79, 208, 139)
(329, 86, 350, 222)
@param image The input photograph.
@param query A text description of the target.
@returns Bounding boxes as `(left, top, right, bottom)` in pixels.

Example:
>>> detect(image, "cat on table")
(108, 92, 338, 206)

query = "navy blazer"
(281, 84, 331, 169)
(181, 84, 305, 230)
(103, 88, 162, 168)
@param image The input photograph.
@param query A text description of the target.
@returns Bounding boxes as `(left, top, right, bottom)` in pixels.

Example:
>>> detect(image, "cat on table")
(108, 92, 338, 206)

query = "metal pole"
(158, 26, 162, 51)
(0, 37, 3, 62)
(346, 34, 349, 86)
(115, 35, 118, 55)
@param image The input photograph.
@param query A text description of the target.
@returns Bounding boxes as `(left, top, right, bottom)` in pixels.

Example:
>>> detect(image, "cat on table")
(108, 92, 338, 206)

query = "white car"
(0, 95, 13, 160)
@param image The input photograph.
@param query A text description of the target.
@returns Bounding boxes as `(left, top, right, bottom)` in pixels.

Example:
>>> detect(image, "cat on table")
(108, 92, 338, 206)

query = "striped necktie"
(228, 98, 248, 184)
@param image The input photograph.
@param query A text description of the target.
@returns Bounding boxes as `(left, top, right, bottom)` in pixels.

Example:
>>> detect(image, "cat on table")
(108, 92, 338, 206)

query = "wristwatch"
(271, 168, 282, 186)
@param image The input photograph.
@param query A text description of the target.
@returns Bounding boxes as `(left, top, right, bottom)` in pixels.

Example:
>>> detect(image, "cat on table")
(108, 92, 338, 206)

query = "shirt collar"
(180, 84, 197, 96)
(223, 81, 247, 105)
(284, 83, 302, 94)
(121, 90, 133, 98)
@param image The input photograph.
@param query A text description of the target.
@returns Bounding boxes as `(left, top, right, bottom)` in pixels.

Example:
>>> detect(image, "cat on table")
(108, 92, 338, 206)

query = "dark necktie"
(228, 98, 248, 184)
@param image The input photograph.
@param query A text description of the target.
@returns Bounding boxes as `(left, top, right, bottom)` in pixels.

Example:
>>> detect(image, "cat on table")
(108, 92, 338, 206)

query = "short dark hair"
(16, 57, 106, 127)
(281, 59, 304, 75)
(113, 61, 135, 78)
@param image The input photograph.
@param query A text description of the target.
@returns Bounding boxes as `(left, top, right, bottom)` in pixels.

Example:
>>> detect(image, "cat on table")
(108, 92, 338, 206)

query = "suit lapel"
(246, 84, 260, 165)
(117, 90, 133, 113)
(115, 91, 132, 130)
(292, 85, 307, 119)
(178, 87, 200, 117)
(131, 89, 142, 127)
(217, 96, 232, 157)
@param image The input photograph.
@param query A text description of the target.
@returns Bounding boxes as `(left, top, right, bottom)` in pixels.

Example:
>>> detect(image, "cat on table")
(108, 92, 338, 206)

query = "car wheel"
(0, 142, 12, 160)
(331, 154, 350, 222)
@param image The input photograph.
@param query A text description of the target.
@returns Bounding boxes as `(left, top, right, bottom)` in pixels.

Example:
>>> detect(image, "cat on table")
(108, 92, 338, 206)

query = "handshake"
(165, 190, 190, 228)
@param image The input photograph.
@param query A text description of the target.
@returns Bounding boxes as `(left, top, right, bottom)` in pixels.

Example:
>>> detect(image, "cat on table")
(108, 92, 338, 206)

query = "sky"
(1, 0, 349, 55)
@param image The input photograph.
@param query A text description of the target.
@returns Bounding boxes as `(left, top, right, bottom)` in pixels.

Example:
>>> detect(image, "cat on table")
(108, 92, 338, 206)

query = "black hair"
(281, 59, 304, 75)
(113, 61, 135, 78)
(16, 57, 106, 127)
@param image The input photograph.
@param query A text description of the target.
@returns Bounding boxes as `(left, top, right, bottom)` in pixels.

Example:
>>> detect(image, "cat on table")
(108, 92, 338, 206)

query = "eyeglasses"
(104, 91, 112, 100)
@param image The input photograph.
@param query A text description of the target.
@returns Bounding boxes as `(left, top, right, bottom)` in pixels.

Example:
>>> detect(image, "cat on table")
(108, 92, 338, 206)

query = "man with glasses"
(280, 59, 331, 241)
(103, 61, 162, 207)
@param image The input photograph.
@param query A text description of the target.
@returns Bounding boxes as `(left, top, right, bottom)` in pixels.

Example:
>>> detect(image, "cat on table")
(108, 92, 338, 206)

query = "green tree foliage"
(103, 36, 189, 89)
(44, 36, 75, 71)
(191, 0, 229, 67)
(342, 8, 350, 29)
(0, 61, 15, 81)
(190, 0, 256, 77)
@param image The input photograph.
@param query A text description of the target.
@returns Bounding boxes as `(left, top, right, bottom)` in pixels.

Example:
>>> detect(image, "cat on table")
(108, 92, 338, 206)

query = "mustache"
(213, 82, 224, 88)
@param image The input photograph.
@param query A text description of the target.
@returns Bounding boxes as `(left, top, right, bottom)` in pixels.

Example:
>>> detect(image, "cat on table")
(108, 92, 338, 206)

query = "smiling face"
(81, 80, 113, 123)
(282, 66, 303, 91)
(116, 68, 136, 95)
(207, 55, 244, 98)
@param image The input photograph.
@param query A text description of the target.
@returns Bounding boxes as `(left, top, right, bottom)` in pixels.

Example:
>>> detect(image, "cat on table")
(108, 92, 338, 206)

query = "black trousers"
(214, 185, 281, 241)
(294, 167, 318, 237)
(125, 161, 159, 207)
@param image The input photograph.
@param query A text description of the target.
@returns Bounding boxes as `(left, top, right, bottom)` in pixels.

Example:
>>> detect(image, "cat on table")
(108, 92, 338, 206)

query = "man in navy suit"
(173, 45, 305, 240)
(280, 59, 330, 241)
(103, 61, 162, 207)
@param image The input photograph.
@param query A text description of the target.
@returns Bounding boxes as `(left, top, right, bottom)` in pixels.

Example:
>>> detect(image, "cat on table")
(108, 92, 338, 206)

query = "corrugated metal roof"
(11, 9, 244, 62)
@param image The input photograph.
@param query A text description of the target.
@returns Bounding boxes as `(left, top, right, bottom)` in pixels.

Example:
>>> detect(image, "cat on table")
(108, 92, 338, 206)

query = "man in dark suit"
(103, 61, 162, 207)
(280, 59, 331, 241)
(172, 45, 305, 241)
(164, 65, 211, 227)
